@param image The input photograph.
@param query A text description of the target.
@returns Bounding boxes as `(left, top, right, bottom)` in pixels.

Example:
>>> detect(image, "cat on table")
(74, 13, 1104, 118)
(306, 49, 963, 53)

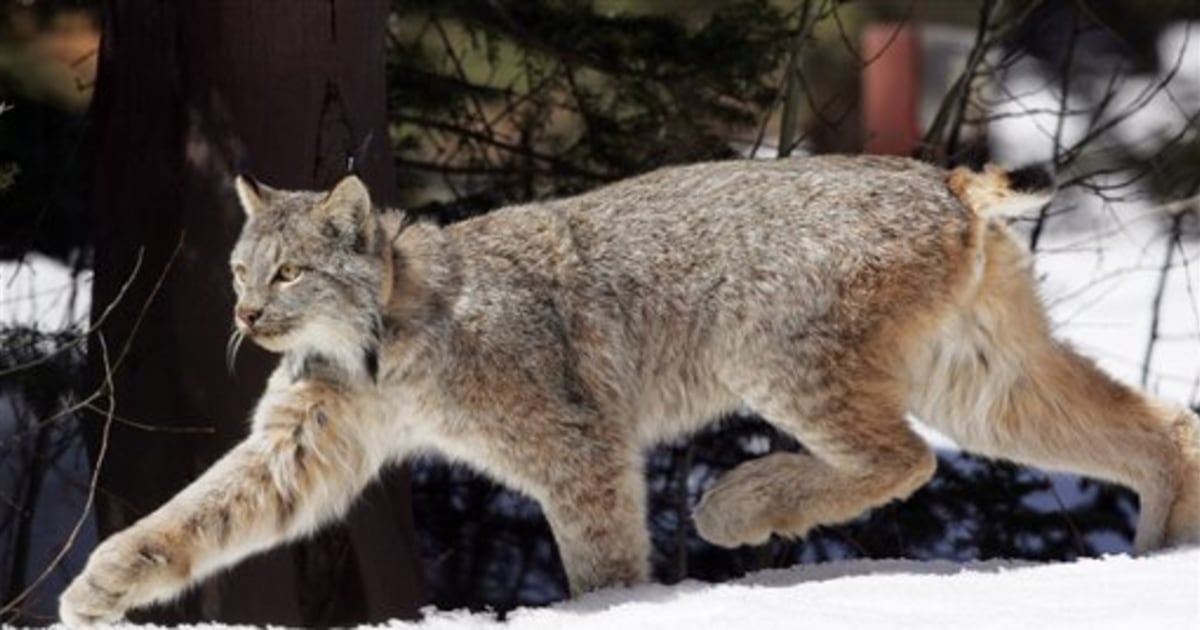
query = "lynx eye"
(275, 263, 303, 284)
(231, 263, 247, 284)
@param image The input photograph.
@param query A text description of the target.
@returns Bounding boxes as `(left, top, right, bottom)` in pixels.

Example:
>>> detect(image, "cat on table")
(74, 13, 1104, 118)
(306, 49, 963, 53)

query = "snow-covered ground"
(67, 548, 1197, 629)
(393, 549, 1200, 630)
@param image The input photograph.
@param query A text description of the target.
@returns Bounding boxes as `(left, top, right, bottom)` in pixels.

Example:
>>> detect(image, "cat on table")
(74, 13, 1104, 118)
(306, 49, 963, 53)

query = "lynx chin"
(61, 155, 1200, 625)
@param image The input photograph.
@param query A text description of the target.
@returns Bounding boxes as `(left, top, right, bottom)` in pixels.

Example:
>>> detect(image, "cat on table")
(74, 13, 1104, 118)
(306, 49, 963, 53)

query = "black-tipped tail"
(947, 163, 1057, 218)
(1006, 164, 1056, 196)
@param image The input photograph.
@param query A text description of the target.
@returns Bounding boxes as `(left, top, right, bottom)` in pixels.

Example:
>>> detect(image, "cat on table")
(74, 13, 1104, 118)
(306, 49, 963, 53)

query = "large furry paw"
(59, 531, 176, 626)
(692, 473, 778, 548)
(692, 454, 817, 548)
(692, 491, 772, 548)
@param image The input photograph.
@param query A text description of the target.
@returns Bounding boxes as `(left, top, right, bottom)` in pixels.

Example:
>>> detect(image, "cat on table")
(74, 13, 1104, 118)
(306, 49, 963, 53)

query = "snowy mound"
(91, 550, 1196, 629)
(398, 549, 1199, 630)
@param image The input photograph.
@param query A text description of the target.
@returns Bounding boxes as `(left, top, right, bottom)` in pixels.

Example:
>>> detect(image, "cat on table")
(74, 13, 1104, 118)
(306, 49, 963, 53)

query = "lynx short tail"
(947, 163, 1056, 218)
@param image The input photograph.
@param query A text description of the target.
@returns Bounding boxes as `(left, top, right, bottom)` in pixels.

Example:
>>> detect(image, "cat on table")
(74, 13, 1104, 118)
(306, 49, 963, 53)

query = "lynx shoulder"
(61, 155, 1199, 625)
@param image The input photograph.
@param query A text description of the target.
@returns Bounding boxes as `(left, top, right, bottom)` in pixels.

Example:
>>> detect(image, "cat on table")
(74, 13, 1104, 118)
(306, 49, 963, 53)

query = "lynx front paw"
(59, 531, 179, 626)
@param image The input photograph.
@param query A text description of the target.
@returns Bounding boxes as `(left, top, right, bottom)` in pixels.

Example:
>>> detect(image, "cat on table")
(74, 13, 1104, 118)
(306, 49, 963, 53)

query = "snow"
(1035, 194, 1200, 403)
(402, 550, 1200, 630)
(73, 548, 1199, 629)
(990, 22, 1200, 166)
(0, 253, 91, 330)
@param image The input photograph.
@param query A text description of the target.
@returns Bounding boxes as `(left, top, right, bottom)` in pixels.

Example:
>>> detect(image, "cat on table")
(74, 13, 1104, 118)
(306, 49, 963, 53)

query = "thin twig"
(1141, 213, 1183, 387)
(0, 336, 114, 620)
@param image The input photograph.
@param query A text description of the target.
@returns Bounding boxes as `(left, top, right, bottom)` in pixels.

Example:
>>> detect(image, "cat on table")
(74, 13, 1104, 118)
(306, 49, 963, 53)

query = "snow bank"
(63, 547, 1200, 624)
(93, 547, 1190, 624)
(390, 549, 1199, 630)
(85, 550, 1197, 629)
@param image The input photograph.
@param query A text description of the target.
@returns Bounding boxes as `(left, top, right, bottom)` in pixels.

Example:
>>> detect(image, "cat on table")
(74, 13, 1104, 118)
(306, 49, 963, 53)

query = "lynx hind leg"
(908, 223, 1200, 552)
(694, 377, 936, 548)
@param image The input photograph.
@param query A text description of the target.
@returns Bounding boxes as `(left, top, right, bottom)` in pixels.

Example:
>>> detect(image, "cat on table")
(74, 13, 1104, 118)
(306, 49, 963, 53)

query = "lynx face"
(228, 175, 385, 371)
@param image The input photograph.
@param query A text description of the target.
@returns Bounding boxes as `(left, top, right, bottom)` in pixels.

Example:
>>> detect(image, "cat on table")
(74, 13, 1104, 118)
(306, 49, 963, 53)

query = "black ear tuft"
(1007, 164, 1055, 195)
(347, 131, 375, 176)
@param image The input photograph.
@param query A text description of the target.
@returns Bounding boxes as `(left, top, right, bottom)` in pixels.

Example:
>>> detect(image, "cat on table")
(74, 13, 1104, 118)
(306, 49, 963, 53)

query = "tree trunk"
(85, 1, 425, 624)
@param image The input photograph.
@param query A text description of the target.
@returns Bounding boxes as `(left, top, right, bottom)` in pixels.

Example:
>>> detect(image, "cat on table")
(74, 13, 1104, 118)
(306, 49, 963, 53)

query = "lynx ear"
(234, 175, 274, 217)
(318, 174, 376, 248)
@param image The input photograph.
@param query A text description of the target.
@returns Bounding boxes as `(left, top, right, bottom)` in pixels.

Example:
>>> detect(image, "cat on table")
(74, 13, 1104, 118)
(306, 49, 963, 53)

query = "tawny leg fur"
(694, 373, 936, 548)
(909, 225, 1200, 552)
(478, 402, 651, 594)
(916, 326, 1200, 551)
(59, 378, 382, 625)
(538, 458, 650, 594)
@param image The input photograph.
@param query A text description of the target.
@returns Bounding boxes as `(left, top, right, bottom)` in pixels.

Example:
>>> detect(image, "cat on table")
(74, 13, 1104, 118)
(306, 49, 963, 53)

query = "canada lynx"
(61, 155, 1200, 624)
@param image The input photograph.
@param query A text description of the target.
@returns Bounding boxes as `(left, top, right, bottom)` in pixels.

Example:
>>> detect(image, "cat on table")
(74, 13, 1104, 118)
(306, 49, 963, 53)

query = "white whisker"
(225, 328, 245, 375)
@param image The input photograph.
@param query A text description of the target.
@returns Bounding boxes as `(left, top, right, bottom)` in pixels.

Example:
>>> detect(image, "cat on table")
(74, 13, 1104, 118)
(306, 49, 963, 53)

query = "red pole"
(862, 23, 921, 155)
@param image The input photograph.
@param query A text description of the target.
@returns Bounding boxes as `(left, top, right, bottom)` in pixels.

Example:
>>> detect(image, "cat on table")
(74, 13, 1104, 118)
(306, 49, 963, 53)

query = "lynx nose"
(235, 306, 262, 328)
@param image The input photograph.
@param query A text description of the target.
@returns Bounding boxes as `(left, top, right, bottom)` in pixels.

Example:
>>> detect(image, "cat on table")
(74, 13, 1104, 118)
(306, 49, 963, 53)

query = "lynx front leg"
(539, 460, 651, 595)
(501, 414, 650, 595)
(59, 380, 381, 625)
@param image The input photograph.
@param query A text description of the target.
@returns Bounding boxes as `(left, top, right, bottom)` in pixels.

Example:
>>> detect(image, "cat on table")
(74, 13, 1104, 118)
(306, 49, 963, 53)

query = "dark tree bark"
(85, 1, 425, 624)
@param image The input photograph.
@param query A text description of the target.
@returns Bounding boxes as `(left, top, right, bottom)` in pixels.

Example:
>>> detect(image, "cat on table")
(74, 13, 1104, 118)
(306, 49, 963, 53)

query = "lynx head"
(227, 174, 388, 377)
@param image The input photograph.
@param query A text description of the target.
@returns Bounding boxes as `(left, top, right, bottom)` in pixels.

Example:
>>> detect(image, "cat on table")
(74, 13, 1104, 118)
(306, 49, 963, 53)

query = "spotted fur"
(61, 155, 1199, 625)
